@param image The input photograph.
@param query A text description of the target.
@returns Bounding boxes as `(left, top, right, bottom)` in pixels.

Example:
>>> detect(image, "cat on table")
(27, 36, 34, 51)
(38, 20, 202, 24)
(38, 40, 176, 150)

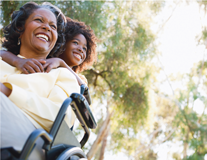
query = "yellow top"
(0, 56, 79, 132)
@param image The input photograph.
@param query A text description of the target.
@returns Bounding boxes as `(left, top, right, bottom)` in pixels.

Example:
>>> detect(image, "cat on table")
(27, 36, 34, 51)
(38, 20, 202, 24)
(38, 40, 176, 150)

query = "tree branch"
(135, 128, 175, 156)
(89, 69, 112, 90)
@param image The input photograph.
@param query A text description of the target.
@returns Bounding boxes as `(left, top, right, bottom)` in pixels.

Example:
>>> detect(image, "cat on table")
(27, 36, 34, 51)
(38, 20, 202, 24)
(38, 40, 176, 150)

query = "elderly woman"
(0, 2, 79, 159)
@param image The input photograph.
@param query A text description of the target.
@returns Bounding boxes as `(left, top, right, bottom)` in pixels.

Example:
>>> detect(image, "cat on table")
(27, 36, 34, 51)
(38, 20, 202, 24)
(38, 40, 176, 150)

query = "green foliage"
(187, 154, 205, 160)
(173, 152, 182, 160)
(1, 1, 22, 27)
(1, 1, 21, 37)
(149, 1, 165, 14)
(56, 1, 107, 39)
(202, 29, 207, 40)
(172, 60, 207, 159)
(197, 0, 207, 12)
(138, 149, 157, 160)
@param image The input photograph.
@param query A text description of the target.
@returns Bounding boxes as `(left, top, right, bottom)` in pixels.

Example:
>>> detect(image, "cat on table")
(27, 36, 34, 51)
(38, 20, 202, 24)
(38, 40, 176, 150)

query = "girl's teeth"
(74, 54, 81, 59)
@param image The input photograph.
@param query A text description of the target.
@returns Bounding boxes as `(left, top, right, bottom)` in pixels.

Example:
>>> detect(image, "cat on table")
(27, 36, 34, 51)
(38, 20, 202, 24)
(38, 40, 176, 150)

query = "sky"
(156, 1, 206, 75)
(104, 1, 207, 160)
(156, 0, 207, 114)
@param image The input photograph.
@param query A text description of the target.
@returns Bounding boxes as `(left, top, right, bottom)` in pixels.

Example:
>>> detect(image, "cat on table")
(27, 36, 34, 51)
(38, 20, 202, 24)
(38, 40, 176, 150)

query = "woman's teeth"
(36, 34, 48, 41)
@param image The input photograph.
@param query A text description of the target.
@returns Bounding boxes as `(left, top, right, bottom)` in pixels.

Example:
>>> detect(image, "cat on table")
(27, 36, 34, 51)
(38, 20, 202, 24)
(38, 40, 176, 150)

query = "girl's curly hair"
(64, 17, 97, 73)
(2, 2, 66, 58)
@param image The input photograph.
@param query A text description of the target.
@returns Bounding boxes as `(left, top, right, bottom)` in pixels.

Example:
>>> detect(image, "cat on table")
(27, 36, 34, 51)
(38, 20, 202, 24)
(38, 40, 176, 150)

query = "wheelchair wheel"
(56, 146, 87, 160)
(70, 156, 87, 160)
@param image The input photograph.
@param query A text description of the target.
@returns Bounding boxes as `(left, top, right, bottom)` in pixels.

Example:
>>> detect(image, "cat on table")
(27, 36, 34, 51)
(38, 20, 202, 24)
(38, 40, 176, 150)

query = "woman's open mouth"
(36, 34, 49, 42)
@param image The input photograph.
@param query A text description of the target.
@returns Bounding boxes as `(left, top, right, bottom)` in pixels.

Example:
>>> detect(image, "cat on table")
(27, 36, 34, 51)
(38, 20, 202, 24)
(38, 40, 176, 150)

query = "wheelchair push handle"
(80, 84, 92, 105)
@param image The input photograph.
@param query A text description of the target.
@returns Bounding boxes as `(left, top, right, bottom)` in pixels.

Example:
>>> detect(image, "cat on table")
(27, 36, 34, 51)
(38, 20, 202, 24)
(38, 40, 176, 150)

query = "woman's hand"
(43, 58, 64, 73)
(14, 58, 46, 74)
(0, 82, 11, 97)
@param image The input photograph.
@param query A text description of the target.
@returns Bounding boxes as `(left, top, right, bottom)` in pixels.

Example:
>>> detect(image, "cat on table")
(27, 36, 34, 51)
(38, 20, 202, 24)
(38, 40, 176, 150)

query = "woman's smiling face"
(19, 8, 58, 59)
(61, 34, 87, 67)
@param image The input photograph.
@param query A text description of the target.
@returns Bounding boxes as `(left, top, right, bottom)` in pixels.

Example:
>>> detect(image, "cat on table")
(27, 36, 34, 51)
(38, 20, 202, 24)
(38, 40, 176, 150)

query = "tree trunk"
(98, 122, 110, 160)
(86, 111, 113, 160)
(183, 129, 189, 159)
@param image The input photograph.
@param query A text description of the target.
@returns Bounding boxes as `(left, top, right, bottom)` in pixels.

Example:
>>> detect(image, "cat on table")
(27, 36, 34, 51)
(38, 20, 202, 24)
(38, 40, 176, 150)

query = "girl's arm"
(0, 50, 46, 74)
(44, 58, 87, 86)
(0, 50, 87, 86)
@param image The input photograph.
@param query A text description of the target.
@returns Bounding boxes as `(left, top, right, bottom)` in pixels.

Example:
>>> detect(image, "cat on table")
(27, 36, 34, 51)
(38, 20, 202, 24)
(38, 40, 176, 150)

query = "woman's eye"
(35, 18, 42, 22)
(73, 41, 78, 45)
(51, 25, 57, 30)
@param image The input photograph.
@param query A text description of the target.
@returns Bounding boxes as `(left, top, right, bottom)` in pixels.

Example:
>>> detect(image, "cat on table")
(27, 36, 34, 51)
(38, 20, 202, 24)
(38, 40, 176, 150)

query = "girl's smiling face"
(60, 34, 87, 67)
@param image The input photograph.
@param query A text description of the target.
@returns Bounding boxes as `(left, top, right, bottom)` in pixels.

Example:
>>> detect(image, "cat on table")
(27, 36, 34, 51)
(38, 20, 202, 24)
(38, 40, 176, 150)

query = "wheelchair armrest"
(70, 93, 97, 129)
(20, 129, 53, 159)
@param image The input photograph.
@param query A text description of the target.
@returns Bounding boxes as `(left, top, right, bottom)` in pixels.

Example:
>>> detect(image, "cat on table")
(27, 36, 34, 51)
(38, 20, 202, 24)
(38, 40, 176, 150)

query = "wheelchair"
(1, 84, 97, 160)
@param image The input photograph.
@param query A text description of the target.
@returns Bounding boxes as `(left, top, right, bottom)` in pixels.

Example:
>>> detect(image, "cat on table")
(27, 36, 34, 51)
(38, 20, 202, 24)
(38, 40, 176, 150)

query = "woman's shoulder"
(52, 67, 77, 81)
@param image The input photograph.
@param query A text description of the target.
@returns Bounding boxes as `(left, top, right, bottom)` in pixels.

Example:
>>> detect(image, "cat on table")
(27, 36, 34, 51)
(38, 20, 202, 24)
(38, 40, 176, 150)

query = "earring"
(17, 38, 21, 45)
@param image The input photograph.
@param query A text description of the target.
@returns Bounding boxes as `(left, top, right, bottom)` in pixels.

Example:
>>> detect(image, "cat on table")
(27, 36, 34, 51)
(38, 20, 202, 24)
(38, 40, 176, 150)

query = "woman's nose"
(42, 24, 51, 32)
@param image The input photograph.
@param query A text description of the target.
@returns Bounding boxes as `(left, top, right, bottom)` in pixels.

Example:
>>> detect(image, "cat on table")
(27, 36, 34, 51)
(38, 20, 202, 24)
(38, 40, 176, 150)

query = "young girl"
(1, 17, 97, 85)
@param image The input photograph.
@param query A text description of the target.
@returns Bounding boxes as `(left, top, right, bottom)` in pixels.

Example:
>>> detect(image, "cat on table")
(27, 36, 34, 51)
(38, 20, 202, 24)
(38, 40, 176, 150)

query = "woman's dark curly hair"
(2, 2, 66, 58)
(64, 17, 97, 73)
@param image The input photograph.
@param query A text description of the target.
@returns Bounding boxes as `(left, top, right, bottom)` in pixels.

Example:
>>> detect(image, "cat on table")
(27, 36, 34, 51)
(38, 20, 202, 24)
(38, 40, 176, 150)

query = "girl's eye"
(73, 41, 78, 45)
(83, 47, 87, 51)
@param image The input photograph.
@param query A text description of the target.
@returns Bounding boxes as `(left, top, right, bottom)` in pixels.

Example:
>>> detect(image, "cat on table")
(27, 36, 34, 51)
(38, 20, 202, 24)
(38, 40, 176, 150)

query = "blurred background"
(1, 0, 207, 160)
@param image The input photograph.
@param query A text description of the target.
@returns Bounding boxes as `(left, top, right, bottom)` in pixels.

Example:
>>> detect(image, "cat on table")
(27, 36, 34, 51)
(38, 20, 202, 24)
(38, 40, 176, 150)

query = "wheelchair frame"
(1, 84, 97, 160)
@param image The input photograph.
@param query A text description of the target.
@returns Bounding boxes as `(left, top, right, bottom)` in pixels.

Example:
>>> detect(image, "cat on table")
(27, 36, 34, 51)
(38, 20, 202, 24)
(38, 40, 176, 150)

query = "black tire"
(56, 147, 87, 160)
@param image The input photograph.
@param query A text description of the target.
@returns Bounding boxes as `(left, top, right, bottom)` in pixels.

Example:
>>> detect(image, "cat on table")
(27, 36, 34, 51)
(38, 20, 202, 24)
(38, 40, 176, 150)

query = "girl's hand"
(0, 50, 45, 74)
(14, 58, 46, 74)
(43, 58, 87, 86)
(43, 58, 64, 73)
